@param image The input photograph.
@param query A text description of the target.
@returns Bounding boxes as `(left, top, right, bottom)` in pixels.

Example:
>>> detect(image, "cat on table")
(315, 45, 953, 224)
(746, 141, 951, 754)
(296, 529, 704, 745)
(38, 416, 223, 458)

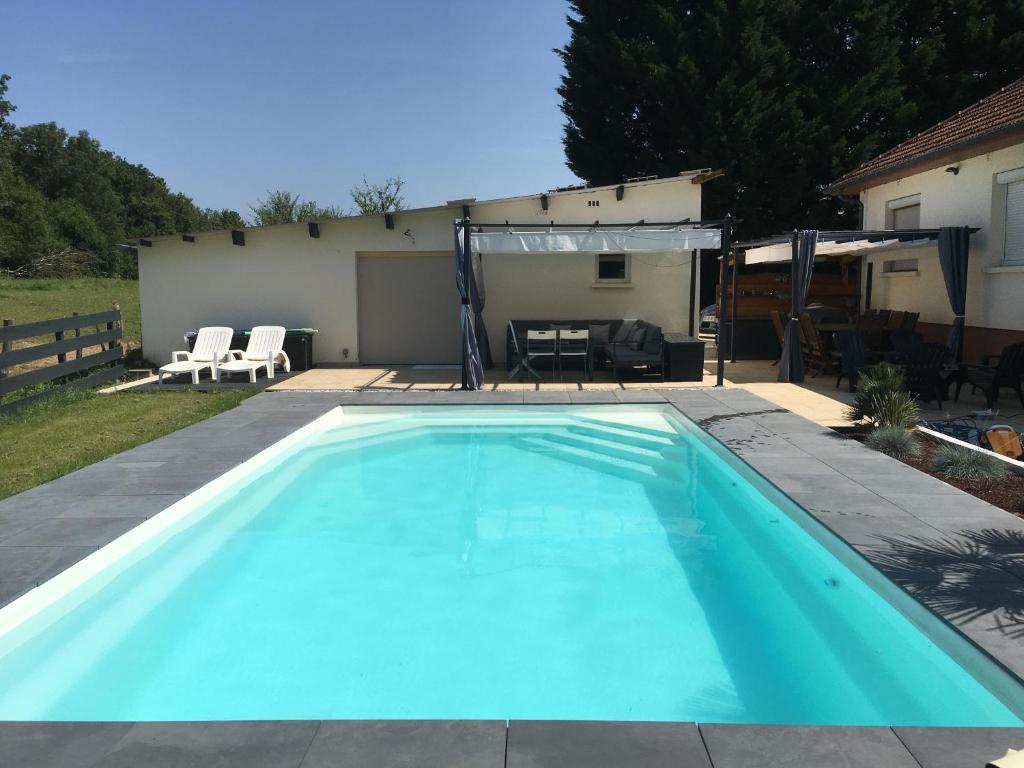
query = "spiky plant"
(931, 444, 1009, 481)
(844, 363, 920, 428)
(866, 426, 922, 462)
(869, 389, 921, 429)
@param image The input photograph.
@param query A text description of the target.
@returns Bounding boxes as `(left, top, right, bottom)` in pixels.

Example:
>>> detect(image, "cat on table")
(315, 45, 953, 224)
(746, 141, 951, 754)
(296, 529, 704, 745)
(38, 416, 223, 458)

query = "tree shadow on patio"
(866, 528, 1024, 638)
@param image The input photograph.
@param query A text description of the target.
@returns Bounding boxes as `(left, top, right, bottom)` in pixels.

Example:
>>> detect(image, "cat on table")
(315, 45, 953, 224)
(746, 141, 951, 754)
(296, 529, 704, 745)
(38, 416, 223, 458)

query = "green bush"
(931, 444, 1008, 481)
(869, 389, 921, 429)
(866, 426, 922, 461)
(844, 363, 920, 428)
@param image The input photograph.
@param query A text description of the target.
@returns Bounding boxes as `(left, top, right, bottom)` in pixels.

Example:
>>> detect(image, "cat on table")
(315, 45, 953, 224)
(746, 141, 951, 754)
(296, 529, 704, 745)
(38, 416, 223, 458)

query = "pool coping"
(1, 388, 1024, 767)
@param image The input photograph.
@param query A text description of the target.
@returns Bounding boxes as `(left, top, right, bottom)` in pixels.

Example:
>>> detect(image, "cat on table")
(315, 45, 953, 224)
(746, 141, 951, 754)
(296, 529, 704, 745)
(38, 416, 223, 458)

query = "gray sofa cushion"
(588, 323, 611, 345)
(643, 324, 663, 354)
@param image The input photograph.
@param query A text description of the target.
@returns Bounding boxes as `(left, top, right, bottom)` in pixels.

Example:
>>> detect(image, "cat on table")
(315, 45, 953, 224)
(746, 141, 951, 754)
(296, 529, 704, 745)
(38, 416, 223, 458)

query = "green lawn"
(0, 277, 141, 347)
(0, 388, 253, 501)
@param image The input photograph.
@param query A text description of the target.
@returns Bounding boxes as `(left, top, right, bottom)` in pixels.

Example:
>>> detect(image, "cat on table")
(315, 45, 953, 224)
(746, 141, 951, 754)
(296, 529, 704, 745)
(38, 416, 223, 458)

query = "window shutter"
(892, 204, 920, 230)
(1005, 180, 1024, 263)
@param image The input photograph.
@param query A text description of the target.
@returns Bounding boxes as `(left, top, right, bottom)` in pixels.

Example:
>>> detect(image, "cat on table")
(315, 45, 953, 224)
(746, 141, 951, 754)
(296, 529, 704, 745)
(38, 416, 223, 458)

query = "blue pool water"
(0, 405, 1021, 724)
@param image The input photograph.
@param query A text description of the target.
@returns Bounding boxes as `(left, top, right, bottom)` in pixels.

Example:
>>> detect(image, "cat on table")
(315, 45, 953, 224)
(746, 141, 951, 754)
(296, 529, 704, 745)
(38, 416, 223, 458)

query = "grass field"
(0, 388, 253, 500)
(0, 277, 141, 346)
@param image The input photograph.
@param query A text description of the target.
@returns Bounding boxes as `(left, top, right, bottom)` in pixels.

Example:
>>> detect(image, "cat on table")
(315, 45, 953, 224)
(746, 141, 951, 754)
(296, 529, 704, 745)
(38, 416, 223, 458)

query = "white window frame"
(595, 253, 631, 284)
(996, 167, 1024, 265)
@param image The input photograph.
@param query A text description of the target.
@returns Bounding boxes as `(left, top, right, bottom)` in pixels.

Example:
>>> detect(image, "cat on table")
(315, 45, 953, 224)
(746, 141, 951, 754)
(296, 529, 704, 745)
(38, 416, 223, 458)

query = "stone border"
(1, 388, 1024, 766)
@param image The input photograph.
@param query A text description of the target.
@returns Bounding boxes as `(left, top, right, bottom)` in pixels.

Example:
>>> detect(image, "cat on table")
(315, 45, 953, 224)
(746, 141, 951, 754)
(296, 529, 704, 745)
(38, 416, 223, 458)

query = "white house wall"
(859, 143, 1024, 334)
(138, 176, 705, 366)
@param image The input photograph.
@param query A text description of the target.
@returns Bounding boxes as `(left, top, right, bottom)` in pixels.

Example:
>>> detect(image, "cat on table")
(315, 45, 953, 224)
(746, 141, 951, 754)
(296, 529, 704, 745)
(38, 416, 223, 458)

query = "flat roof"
(128, 170, 714, 245)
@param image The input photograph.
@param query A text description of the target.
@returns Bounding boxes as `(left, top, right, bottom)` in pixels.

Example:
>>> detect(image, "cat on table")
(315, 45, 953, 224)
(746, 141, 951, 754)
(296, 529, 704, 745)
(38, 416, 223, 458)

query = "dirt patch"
(903, 440, 1024, 518)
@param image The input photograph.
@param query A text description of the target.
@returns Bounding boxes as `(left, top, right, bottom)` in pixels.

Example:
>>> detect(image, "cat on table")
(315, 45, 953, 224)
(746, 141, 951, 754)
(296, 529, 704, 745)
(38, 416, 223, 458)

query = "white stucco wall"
(859, 143, 1024, 332)
(138, 176, 705, 365)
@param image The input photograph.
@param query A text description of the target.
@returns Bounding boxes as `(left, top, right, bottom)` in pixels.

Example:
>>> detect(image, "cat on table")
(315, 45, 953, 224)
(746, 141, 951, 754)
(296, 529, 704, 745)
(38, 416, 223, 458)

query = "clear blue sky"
(1, 0, 580, 215)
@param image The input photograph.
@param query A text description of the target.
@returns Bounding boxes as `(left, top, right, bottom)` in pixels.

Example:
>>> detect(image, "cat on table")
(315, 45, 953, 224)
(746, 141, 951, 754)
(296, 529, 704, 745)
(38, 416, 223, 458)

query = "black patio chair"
(605, 322, 665, 381)
(903, 342, 952, 407)
(956, 341, 1024, 409)
(887, 329, 923, 364)
(832, 330, 872, 392)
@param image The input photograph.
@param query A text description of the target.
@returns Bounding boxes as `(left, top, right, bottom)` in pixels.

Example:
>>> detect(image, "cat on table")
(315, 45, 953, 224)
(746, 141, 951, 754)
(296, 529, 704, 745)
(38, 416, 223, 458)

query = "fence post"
(73, 311, 81, 360)
(55, 322, 68, 384)
(0, 318, 11, 380)
(0, 319, 11, 403)
(108, 303, 121, 372)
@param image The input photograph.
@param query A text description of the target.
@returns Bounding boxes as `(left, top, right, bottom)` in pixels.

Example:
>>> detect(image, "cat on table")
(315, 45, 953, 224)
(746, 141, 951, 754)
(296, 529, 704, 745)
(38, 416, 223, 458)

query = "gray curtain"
(470, 250, 493, 369)
(937, 226, 970, 363)
(455, 224, 485, 390)
(778, 230, 818, 383)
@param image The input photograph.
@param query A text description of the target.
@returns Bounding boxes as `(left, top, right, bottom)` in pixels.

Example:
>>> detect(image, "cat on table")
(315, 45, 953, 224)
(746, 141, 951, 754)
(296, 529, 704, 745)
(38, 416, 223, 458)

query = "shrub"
(931, 444, 1009, 482)
(844, 363, 920, 428)
(866, 426, 921, 461)
(869, 389, 921, 429)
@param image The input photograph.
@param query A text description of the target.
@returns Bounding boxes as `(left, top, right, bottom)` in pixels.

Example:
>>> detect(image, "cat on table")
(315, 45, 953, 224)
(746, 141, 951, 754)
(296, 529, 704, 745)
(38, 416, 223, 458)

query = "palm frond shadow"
(866, 528, 1024, 638)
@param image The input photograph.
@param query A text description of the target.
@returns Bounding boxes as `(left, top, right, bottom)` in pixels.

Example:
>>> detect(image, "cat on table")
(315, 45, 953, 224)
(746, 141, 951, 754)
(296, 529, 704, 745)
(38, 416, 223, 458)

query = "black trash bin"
(663, 333, 706, 382)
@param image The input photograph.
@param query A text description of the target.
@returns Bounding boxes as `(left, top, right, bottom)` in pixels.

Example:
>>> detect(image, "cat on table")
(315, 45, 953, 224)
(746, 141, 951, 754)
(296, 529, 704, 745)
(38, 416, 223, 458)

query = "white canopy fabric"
(469, 228, 721, 254)
(743, 236, 937, 264)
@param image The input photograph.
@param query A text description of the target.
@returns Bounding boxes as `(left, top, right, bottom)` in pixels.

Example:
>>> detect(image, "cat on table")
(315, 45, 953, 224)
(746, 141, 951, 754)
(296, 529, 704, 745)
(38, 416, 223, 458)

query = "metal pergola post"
(729, 244, 738, 363)
(715, 214, 733, 387)
(956, 225, 971, 364)
(459, 218, 473, 390)
(688, 249, 698, 337)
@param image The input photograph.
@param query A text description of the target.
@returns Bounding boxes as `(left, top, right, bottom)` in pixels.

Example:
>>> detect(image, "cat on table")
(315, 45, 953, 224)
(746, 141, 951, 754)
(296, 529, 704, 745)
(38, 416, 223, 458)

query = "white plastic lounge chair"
(158, 326, 234, 385)
(214, 325, 291, 383)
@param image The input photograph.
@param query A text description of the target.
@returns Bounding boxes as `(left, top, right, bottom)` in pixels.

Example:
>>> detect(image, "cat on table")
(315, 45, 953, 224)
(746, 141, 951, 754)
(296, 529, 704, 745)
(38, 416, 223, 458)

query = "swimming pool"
(0, 404, 1021, 724)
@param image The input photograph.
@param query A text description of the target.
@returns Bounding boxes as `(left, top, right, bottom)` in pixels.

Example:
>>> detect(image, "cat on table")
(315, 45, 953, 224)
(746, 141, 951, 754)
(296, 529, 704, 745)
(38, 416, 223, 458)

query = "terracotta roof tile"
(831, 77, 1024, 192)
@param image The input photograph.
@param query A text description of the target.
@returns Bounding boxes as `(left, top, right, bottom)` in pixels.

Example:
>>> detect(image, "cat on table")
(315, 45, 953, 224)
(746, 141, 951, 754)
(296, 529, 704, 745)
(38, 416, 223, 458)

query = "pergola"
(720, 227, 976, 385)
(454, 217, 732, 390)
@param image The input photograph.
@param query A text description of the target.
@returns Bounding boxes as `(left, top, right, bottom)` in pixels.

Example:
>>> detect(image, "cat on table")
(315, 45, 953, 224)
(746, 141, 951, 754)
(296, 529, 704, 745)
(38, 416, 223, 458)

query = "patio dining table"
(507, 327, 595, 381)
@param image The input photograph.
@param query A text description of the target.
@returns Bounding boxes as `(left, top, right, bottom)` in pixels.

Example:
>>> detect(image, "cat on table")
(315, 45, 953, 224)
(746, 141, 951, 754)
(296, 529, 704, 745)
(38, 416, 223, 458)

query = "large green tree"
(558, 0, 1024, 237)
(0, 75, 246, 277)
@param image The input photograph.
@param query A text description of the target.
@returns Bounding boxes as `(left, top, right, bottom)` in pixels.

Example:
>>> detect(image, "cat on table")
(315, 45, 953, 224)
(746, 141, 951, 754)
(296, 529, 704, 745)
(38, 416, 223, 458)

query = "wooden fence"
(0, 307, 123, 415)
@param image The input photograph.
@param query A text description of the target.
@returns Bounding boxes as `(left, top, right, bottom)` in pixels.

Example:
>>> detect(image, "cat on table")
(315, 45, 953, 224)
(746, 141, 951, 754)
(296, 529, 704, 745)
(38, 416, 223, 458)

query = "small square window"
(596, 253, 629, 282)
(883, 258, 918, 273)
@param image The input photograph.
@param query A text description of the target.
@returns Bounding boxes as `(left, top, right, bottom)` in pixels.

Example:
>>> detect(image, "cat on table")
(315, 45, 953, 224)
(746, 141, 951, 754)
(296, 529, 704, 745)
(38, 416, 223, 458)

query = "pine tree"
(557, 0, 1024, 237)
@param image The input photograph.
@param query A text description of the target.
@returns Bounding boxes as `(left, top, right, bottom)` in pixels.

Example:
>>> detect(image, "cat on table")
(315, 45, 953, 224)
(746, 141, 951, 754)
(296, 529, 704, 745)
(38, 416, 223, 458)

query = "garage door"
(357, 252, 461, 364)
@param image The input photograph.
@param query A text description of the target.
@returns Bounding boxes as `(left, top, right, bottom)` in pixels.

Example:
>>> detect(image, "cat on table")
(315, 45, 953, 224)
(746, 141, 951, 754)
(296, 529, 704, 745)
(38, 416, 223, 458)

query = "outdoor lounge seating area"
(505, 319, 668, 382)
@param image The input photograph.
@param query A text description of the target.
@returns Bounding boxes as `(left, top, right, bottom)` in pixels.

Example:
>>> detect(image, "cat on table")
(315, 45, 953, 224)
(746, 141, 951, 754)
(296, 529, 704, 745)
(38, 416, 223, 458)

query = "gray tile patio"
(2, 387, 1024, 767)
(894, 726, 1024, 768)
(506, 721, 711, 768)
(300, 720, 506, 768)
(95, 720, 320, 768)
(698, 724, 922, 768)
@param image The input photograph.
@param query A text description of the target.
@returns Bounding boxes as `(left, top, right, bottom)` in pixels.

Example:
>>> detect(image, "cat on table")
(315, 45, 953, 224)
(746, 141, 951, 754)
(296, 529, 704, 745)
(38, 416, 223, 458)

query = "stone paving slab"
(96, 721, 320, 768)
(506, 721, 711, 768)
(300, 720, 506, 768)
(699, 724, 921, 768)
(0, 722, 134, 768)
(0, 545, 98, 605)
(895, 726, 1024, 768)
